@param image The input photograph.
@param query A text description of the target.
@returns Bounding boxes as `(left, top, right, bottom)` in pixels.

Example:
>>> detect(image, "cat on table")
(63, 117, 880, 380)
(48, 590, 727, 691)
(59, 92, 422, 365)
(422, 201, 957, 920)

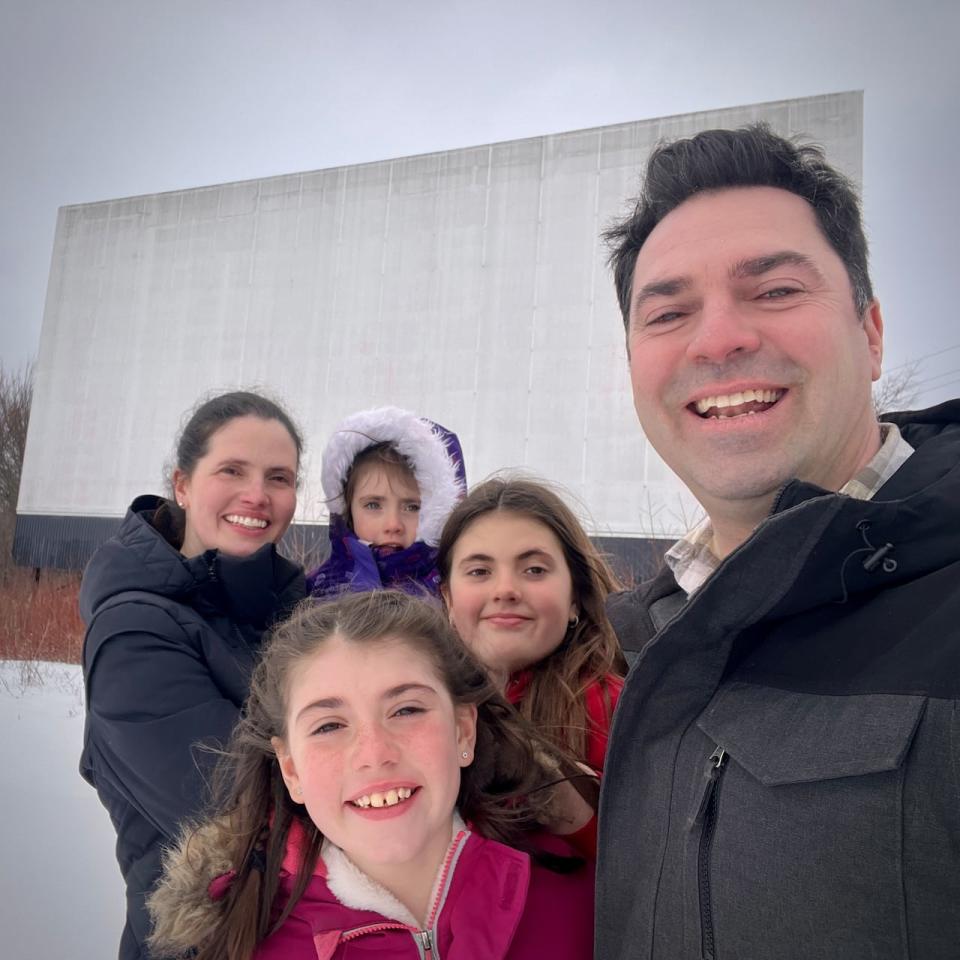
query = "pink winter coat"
(257, 827, 595, 959)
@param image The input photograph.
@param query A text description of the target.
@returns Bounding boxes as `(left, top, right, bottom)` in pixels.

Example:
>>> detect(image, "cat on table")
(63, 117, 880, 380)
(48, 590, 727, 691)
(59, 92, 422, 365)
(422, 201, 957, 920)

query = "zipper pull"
(413, 928, 433, 959)
(691, 746, 727, 827)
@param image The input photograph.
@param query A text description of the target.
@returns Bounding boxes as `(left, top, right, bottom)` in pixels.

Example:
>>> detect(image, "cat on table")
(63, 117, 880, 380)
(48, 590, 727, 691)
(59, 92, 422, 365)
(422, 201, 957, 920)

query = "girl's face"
(275, 635, 476, 889)
(174, 416, 298, 558)
(442, 511, 578, 681)
(349, 462, 421, 553)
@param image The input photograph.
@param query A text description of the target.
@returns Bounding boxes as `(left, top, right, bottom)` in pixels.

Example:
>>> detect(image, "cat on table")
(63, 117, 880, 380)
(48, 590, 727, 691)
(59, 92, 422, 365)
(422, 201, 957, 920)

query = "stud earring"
(568, 614, 580, 629)
(177, 500, 184, 508)
(461, 751, 469, 760)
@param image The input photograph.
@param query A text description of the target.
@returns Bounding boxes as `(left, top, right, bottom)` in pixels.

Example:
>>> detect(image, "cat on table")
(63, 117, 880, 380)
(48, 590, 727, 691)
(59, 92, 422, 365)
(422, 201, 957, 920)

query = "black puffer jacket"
(598, 401, 960, 960)
(79, 495, 304, 960)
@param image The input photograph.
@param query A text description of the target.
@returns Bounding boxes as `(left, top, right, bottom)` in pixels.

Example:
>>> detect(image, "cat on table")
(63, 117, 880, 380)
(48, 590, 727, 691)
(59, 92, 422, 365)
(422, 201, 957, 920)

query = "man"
(597, 124, 960, 960)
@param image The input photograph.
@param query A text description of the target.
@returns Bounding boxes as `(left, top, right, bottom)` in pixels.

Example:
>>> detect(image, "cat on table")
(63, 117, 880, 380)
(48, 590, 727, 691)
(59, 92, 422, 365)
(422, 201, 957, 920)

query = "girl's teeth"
(352, 786, 413, 808)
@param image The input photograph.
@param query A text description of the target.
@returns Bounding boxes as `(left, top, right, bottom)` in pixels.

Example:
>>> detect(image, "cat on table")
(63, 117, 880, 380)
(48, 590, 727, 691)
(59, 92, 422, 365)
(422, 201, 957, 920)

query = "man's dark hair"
(604, 123, 873, 328)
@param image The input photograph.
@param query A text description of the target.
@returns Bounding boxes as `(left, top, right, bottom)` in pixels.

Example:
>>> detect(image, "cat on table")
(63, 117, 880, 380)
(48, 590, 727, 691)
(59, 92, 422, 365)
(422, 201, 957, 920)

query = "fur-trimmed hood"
(146, 814, 469, 956)
(146, 816, 237, 957)
(320, 407, 466, 547)
(148, 811, 594, 960)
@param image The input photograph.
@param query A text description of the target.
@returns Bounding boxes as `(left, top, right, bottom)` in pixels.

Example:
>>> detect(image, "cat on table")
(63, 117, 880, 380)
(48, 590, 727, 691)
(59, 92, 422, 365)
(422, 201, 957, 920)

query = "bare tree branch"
(873, 361, 921, 416)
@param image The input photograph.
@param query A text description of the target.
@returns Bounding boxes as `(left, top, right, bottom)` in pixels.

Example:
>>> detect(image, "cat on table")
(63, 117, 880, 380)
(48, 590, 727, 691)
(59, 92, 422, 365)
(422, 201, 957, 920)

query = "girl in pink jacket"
(147, 590, 594, 960)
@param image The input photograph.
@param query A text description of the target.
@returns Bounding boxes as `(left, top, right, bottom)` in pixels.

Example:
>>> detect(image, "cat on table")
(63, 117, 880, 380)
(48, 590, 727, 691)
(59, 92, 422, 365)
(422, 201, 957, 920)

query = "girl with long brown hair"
(146, 590, 594, 960)
(438, 477, 626, 782)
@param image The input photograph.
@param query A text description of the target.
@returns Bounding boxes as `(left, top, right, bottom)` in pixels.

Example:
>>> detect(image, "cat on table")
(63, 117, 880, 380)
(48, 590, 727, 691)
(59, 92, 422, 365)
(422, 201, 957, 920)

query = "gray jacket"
(597, 402, 960, 960)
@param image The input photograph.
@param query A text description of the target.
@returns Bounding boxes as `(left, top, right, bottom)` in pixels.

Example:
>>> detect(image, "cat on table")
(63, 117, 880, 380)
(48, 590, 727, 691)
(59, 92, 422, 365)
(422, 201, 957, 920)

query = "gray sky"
(2, 0, 959, 404)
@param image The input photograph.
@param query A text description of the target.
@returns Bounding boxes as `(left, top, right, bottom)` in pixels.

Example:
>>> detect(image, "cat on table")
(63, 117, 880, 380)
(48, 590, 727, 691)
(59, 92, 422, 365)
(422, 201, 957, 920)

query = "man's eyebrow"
(730, 251, 825, 282)
(631, 277, 691, 313)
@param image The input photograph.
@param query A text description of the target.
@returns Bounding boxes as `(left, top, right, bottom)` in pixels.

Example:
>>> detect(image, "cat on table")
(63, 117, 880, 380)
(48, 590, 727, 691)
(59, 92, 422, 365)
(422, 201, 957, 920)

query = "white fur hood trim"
(323, 813, 468, 929)
(321, 406, 465, 546)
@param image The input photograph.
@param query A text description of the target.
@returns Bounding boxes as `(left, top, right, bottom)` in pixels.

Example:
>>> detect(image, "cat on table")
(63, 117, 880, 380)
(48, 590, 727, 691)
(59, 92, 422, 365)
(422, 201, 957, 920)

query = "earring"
(568, 614, 580, 629)
(292, 785, 302, 798)
(176, 500, 184, 508)
(461, 751, 469, 760)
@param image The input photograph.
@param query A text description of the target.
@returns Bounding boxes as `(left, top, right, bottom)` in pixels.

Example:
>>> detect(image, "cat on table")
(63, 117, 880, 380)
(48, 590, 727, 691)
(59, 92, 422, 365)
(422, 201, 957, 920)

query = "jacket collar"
(321, 814, 469, 929)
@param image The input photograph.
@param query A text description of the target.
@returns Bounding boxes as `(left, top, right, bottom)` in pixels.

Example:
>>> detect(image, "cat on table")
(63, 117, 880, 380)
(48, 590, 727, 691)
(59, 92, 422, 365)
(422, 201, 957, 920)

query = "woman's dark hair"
(154, 390, 303, 547)
(340, 441, 417, 533)
(437, 476, 626, 764)
(604, 122, 874, 328)
(148, 590, 577, 960)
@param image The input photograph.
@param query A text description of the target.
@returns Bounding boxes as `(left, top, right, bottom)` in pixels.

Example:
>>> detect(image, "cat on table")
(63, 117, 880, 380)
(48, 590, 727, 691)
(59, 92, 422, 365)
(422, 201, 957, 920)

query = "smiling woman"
(78, 390, 306, 960)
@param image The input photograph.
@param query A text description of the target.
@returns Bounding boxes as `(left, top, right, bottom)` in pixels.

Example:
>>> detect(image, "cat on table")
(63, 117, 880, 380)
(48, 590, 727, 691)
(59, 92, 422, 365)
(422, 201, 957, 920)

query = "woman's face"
(349, 462, 421, 553)
(442, 511, 578, 681)
(174, 415, 298, 558)
(275, 635, 476, 891)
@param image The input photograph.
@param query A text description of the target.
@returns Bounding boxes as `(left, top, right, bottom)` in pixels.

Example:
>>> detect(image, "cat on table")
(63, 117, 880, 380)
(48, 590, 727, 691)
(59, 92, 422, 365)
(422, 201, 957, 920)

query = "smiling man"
(597, 125, 960, 960)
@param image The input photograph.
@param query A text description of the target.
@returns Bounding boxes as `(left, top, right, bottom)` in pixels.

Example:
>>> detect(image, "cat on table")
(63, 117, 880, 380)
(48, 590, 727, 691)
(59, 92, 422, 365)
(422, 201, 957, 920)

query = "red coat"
(256, 827, 594, 959)
(505, 670, 624, 772)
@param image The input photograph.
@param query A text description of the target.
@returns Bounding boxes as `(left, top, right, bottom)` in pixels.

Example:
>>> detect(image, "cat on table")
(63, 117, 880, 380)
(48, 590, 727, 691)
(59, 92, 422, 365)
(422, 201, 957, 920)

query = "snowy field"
(0, 661, 125, 959)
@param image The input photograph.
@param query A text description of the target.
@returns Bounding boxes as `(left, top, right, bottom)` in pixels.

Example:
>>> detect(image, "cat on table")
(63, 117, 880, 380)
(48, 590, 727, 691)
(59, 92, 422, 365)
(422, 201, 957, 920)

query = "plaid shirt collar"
(665, 422, 914, 597)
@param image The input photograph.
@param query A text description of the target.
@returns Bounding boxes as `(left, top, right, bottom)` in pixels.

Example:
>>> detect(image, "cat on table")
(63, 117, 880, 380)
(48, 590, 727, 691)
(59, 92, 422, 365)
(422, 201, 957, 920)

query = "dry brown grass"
(0, 567, 84, 663)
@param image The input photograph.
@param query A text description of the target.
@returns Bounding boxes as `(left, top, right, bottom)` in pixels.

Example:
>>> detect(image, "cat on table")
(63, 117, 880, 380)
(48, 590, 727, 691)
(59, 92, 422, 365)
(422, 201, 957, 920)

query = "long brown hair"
(150, 590, 579, 960)
(437, 477, 627, 765)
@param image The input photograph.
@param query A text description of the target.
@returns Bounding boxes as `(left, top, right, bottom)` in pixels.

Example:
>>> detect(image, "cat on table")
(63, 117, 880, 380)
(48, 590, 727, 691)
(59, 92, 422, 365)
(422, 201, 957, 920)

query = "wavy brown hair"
(149, 590, 582, 960)
(437, 477, 627, 766)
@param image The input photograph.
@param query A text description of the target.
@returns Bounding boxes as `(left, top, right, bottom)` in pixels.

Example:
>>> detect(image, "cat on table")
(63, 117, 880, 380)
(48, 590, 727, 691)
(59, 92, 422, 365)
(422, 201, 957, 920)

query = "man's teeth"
(352, 786, 413, 809)
(225, 515, 268, 529)
(694, 388, 783, 416)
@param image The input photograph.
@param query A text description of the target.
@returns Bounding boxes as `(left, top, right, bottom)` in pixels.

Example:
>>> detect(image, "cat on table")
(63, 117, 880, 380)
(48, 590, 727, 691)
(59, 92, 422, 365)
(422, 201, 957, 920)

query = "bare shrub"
(0, 361, 34, 576)
(0, 567, 84, 664)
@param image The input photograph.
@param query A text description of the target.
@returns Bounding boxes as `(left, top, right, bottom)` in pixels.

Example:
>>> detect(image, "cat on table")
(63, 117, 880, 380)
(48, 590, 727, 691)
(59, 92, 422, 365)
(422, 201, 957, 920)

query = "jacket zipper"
(413, 928, 434, 959)
(693, 745, 727, 960)
(337, 830, 468, 959)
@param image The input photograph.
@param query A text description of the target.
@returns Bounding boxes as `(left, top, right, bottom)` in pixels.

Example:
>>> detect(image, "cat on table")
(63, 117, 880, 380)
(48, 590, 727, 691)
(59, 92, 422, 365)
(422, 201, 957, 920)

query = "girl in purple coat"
(307, 407, 466, 599)
(146, 590, 595, 960)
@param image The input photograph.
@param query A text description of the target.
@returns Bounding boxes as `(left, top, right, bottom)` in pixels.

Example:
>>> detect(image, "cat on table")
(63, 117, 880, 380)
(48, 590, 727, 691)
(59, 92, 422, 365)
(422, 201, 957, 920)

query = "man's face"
(627, 186, 883, 522)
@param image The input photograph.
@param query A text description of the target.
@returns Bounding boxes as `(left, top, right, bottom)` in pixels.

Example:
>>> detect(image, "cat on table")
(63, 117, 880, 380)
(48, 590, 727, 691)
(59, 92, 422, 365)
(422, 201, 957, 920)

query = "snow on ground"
(0, 661, 125, 959)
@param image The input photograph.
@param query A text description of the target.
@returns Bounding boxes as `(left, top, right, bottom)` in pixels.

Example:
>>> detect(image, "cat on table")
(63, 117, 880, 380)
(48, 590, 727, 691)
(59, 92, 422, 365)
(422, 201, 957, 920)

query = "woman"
(79, 390, 306, 960)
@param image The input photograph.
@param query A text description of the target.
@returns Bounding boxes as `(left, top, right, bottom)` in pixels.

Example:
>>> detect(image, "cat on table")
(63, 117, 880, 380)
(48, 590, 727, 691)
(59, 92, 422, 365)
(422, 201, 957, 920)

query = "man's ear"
(271, 736, 303, 805)
(863, 299, 884, 382)
(455, 704, 478, 767)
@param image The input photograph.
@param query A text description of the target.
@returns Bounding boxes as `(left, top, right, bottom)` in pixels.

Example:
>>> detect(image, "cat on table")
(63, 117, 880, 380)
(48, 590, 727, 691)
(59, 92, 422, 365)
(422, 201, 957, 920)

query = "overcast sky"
(2, 0, 959, 404)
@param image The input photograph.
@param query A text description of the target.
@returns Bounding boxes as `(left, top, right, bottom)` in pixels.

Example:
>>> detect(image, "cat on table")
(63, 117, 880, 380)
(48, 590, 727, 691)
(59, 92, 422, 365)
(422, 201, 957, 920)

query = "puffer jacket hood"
(80, 494, 303, 629)
(320, 407, 466, 547)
